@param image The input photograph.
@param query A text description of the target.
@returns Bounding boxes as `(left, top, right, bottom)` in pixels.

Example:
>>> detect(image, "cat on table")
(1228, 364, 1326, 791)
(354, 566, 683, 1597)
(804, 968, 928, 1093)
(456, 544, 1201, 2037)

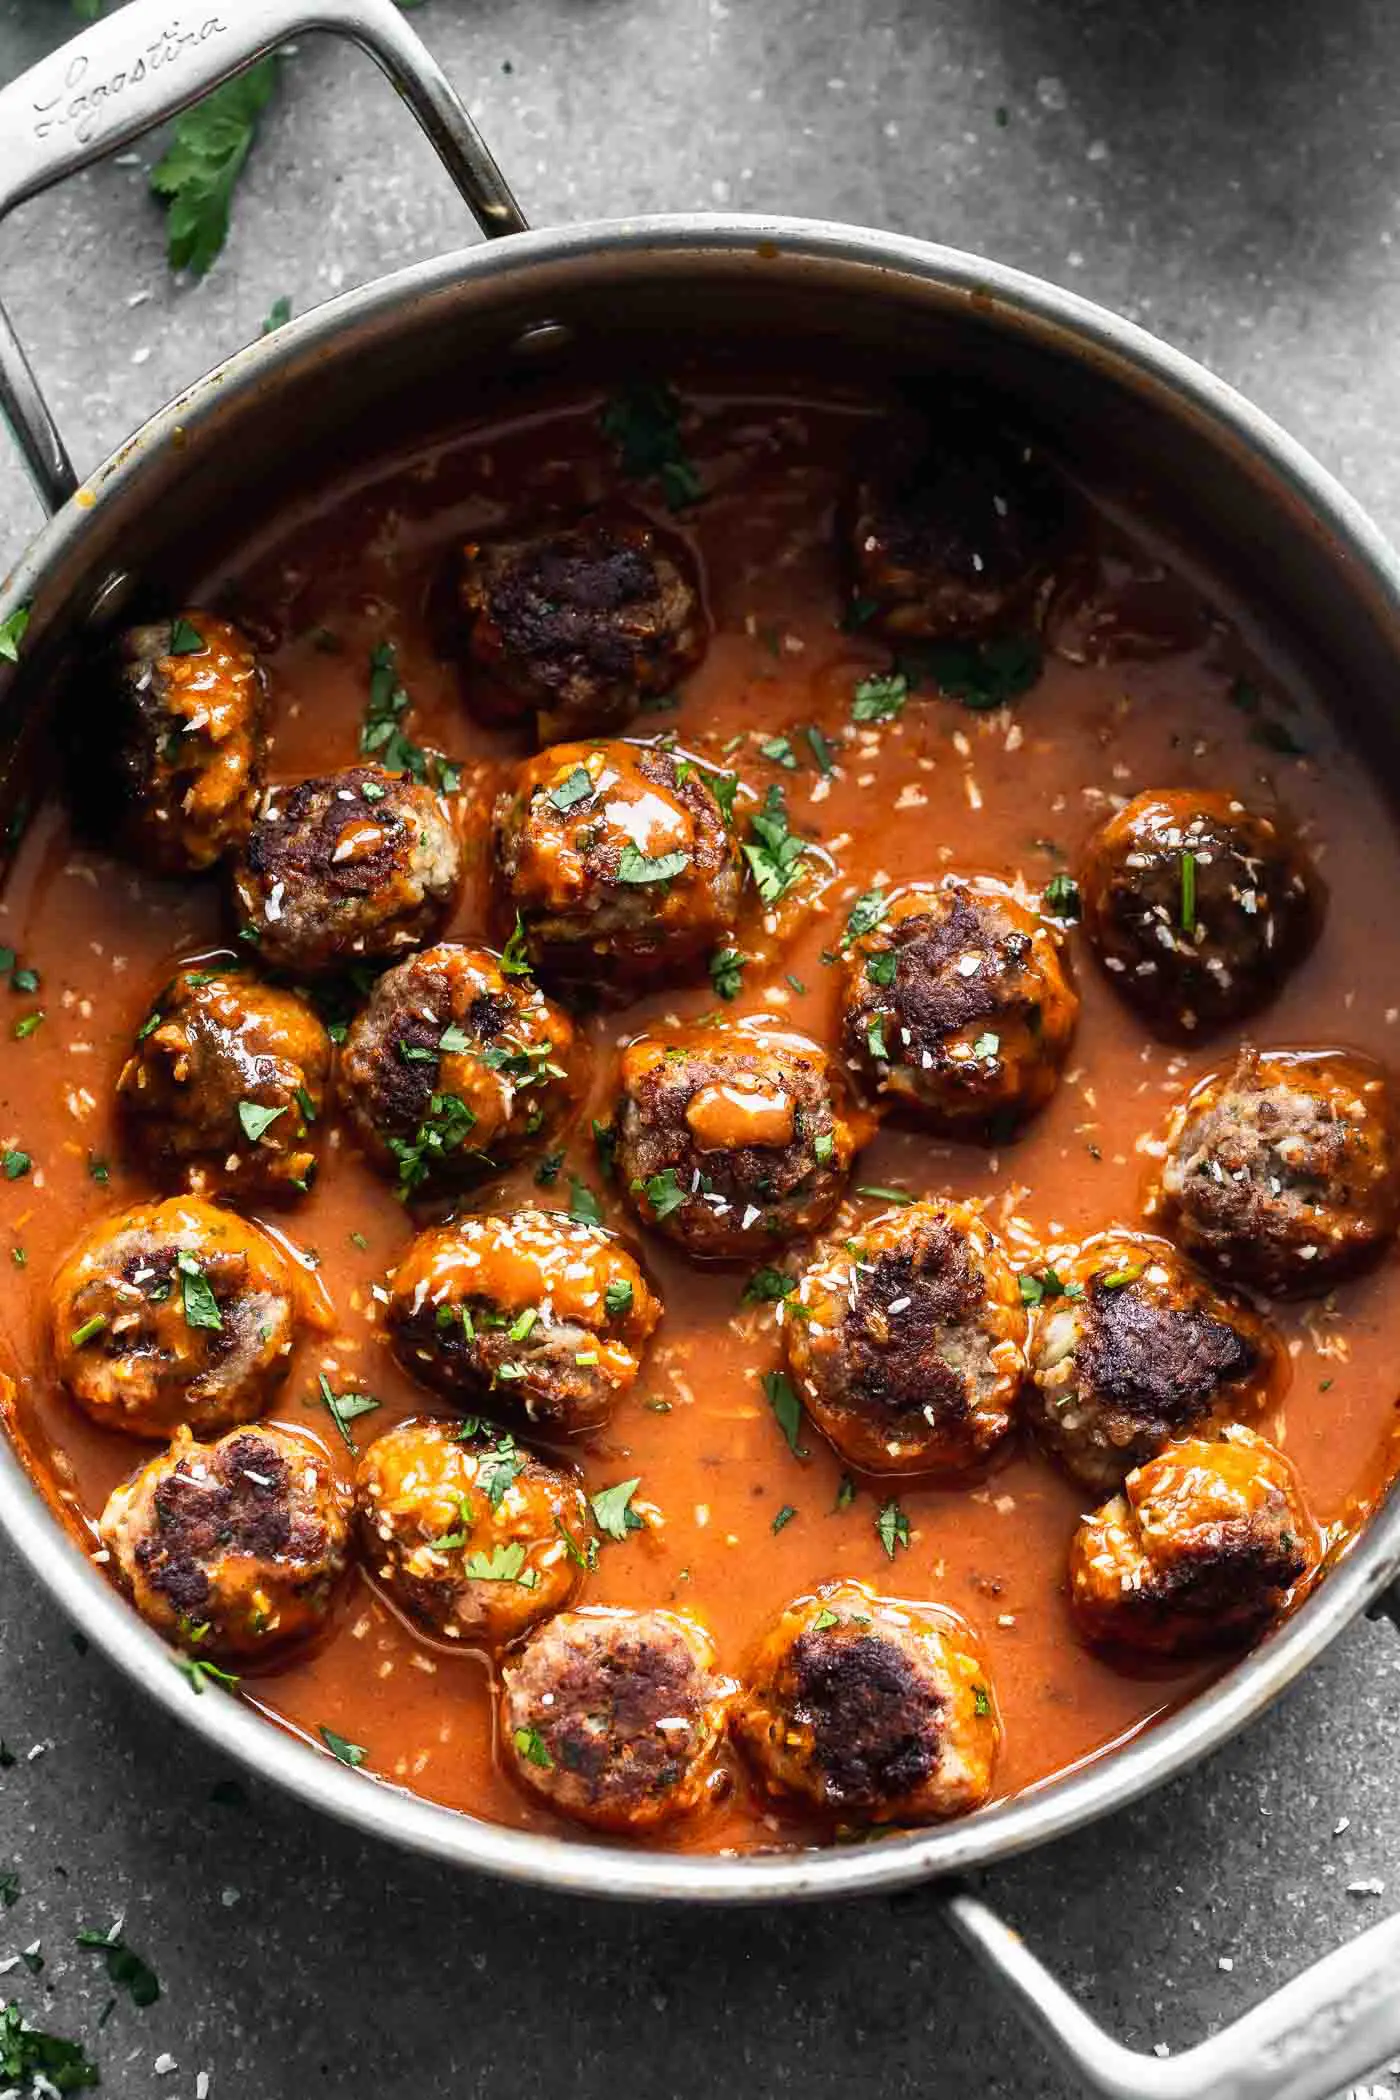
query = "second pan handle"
(0, 0, 528, 513)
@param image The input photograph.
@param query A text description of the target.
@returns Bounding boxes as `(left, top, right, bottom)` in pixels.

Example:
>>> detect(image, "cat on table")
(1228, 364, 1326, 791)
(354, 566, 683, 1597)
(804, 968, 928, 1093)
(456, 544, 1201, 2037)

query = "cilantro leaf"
(237, 1099, 286, 1143)
(0, 607, 30, 665)
(0, 2003, 98, 2091)
(635, 1167, 686, 1220)
(176, 1252, 222, 1331)
(568, 1177, 603, 1227)
(709, 946, 746, 1001)
(591, 1477, 643, 1541)
(463, 1541, 537, 1585)
(317, 1373, 380, 1453)
(500, 915, 533, 977)
(876, 1498, 910, 1557)
(513, 1724, 554, 1769)
(742, 1267, 796, 1305)
(318, 1726, 368, 1769)
(742, 785, 808, 904)
(911, 634, 1043, 710)
(1043, 872, 1081, 921)
(600, 381, 703, 510)
(851, 670, 908, 723)
(604, 1278, 634, 1318)
(149, 58, 279, 277)
(762, 1369, 807, 1457)
(75, 1921, 160, 2008)
(616, 845, 688, 885)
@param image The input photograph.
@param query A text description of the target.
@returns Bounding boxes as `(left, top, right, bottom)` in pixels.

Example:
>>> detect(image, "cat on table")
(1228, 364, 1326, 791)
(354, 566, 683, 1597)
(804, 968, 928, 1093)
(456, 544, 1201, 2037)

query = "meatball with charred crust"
(338, 943, 582, 1197)
(616, 1020, 860, 1259)
(1069, 1425, 1320, 1655)
(233, 764, 461, 974)
(461, 517, 705, 739)
(1025, 1230, 1282, 1494)
(849, 408, 1064, 641)
(1080, 791, 1321, 1035)
(785, 1200, 1026, 1474)
(100, 1423, 349, 1657)
(388, 1209, 660, 1435)
(737, 1581, 999, 1824)
(841, 878, 1076, 1133)
(1148, 1048, 1400, 1296)
(355, 1418, 591, 1648)
(107, 613, 265, 875)
(51, 1198, 298, 1439)
(119, 965, 330, 1197)
(501, 1607, 733, 1832)
(493, 740, 740, 990)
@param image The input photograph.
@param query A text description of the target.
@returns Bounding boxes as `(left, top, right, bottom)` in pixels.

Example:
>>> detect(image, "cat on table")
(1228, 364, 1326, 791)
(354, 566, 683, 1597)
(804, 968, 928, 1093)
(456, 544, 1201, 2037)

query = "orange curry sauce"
(2, 374, 1398, 1854)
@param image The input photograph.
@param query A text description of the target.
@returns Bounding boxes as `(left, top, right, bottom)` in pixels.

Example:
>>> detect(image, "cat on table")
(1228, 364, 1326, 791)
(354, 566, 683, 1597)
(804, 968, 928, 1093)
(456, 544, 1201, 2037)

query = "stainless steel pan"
(1, 6, 1399, 2094)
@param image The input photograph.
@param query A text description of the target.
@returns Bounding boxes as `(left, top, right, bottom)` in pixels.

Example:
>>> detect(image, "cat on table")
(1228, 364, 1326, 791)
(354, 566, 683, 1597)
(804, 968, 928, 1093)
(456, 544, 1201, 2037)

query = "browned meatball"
(500, 1607, 733, 1832)
(1080, 790, 1321, 1035)
(736, 1582, 999, 1824)
(232, 765, 462, 974)
(493, 740, 741, 990)
(615, 1020, 861, 1258)
(106, 613, 265, 875)
(460, 516, 705, 738)
(849, 408, 1064, 640)
(118, 965, 330, 1197)
(100, 1423, 349, 1657)
(1069, 1425, 1320, 1655)
(338, 943, 583, 1198)
(387, 1209, 661, 1435)
(840, 878, 1076, 1133)
(354, 1418, 592, 1647)
(785, 1200, 1026, 1474)
(1148, 1048, 1400, 1295)
(1024, 1230, 1284, 1494)
(50, 1198, 298, 1439)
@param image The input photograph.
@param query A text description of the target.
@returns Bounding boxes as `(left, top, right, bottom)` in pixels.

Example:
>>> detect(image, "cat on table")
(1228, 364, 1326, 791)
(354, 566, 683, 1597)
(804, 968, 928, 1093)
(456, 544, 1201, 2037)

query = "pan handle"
(941, 1880, 1400, 2100)
(0, 0, 527, 514)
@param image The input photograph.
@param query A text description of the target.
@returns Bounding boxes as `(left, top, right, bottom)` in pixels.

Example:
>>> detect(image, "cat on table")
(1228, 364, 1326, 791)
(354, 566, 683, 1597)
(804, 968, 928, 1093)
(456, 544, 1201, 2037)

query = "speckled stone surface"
(1, 1, 1400, 2094)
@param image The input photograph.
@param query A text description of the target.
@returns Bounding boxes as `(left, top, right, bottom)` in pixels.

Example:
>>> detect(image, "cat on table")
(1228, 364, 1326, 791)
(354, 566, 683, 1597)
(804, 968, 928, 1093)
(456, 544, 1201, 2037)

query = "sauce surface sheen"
(2, 374, 1397, 1854)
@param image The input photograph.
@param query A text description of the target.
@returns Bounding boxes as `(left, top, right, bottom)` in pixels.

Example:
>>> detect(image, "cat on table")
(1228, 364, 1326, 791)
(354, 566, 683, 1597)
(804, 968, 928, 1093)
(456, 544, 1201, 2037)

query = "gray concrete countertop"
(1, 1, 1400, 2094)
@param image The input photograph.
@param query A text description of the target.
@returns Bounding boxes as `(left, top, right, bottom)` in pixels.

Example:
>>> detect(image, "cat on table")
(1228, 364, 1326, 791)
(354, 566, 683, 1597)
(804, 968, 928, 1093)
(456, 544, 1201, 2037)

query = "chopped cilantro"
(591, 1477, 644, 1541)
(2, 1151, 30, 1181)
(973, 1684, 992, 1717)
(842, 887, 888, 948)
(743, 784, 808, 903)
(360, 641, 456, 789)
(75, 1922, 160, 2007)
(87, 1154, 109, 1183)
(600, 380, 702, 510)
(771, 1504, 797, 1535)
(168, 616, 204, 655)
(1180, 849, 1197, 935)
(876, 1498, 911, 1557)
(1043, 872, 1081, 921)
(851, 671, 908, 723)
(568, 1177, 603, 1227)
(176, 1252, 222, 1331)
(12, 1011, 43, 1039)
(856, 1184, 914, 1205)
(500, 915, 533, 977)
(317, 1374, 380, 1453)
(318, 1726, 368, 1769)
(534, 1149, 564, 1187)
(762, 1369, 807, 1457)
(1098, 1263, 1145, 1290)
(636, 1167, 686, 1220)
(1018, 1268, 1081, 1307)
(912, 634, 1042, 710)
(743, 1267, 796, 1304)
(261, 294, 292, 335)
(0, 2002, 98, 2091)
(464, 1541, 538, 1585)
(970, 1031, 1000, 1060)
(834, 1473, 857, 1512)
(709, 946, 746, 1000)
(759, 734, 797, 770)
(0, 607, 30, 665)
(178, 1654, 240, 1694)
(388, 1091, 477, 1197)
(548, 765, 594, 813)
(812, 1606, 840, 1631)
(553, 1515, 599, 1572)
(513, 1724, 554, 1769)
(237, 1099, 285, 1143)
(149, 57, 278, 274)
(806, 725, 836, 775)
(592, 1118, 618, 1179)
(9, 967, 38, 995)
(616, 845, 688, 885)
(605, 1278, 634, 1318)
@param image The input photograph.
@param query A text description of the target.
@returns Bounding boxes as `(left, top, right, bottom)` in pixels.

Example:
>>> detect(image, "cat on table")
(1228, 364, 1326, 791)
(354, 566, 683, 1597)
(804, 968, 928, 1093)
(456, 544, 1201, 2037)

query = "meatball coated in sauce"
(615, 1020, 860, 1259)
(785, 1201, 1026, 1474)
(107, 613, 265, 875)
(1148, 1048, 1400, 1296)
(1080, 791, 1321, 1035)
(1069, 1426, 1320, 1656)
(387, 1209, 660, 1435)
(1025, 1231, 1282, 1495)
(493, 740, 741, 990)
(841, 879, 1076, 1133)
(500, 1607, 733, 1832)
(354, 1418, 591, 1648)
(233, 764, 462, 974)
(100, 1423, 349, 1657)
(338, 944, 582, 1196)
(50, 1198, 298, 1439)
(736, 1582, 998, 1825)
(119, 966, 330, 1197)
(849, 409, 1064, 640)
(460, 517, 705, 738)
